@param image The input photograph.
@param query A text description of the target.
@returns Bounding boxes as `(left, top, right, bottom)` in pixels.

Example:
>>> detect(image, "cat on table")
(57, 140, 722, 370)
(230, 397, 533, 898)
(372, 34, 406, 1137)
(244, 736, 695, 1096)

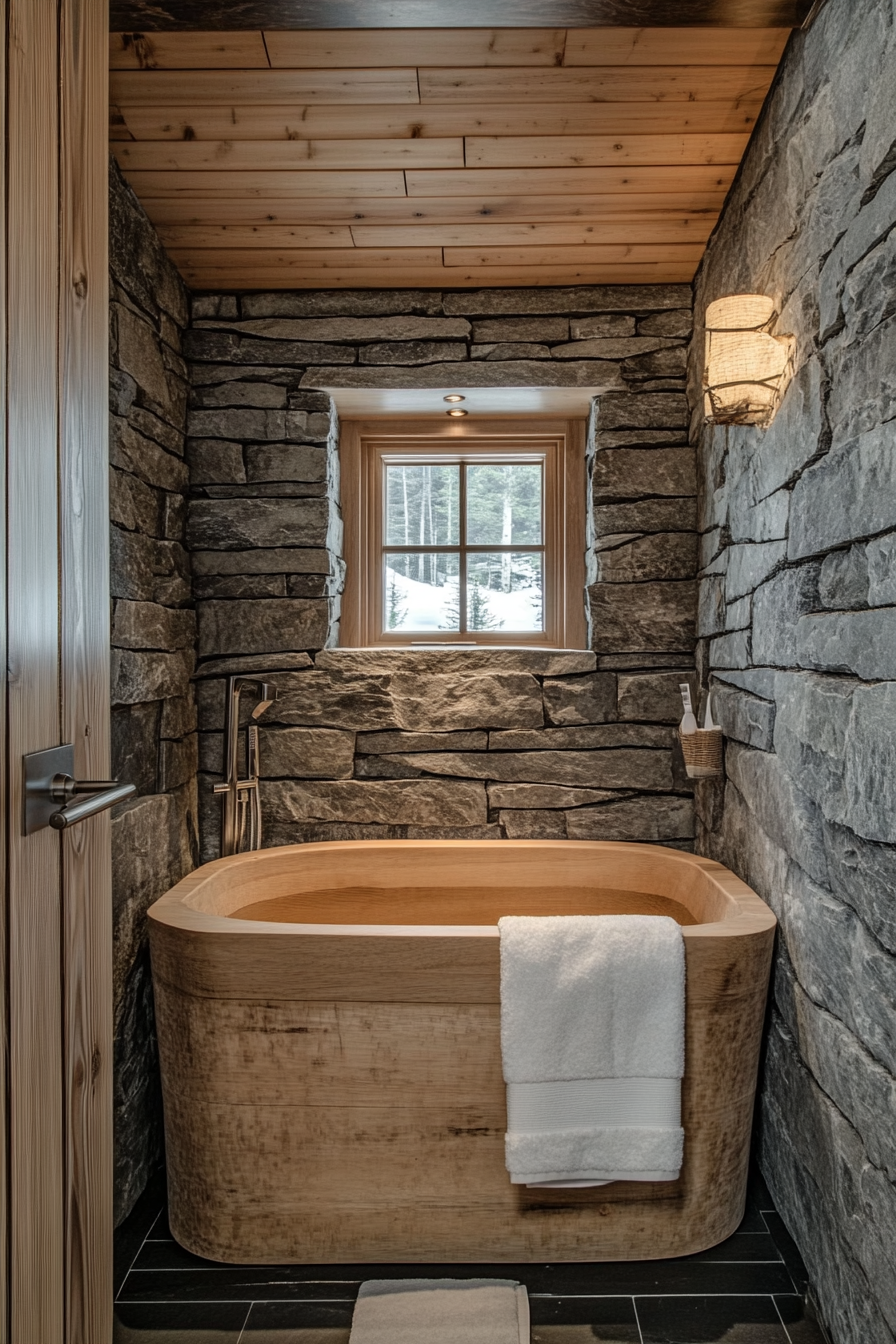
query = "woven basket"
(678, 727, 723, 779)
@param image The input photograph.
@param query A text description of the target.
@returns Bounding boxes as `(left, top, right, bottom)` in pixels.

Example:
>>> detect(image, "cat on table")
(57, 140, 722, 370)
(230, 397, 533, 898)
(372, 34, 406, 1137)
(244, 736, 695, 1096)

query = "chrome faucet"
(214, 677, 278, 857)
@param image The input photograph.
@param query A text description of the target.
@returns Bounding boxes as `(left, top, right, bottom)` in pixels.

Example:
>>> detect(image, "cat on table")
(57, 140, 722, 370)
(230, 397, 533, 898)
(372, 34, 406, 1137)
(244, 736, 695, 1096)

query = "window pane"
(466, 552, 544, 632)
(385, 464, 460, 546)
(465, 463, 542, 546)
(384, 554, 461, 632)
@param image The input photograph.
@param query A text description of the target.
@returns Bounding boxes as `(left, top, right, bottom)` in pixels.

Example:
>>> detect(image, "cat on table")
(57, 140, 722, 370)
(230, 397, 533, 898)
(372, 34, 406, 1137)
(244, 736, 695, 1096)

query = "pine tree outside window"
(340, 418, 587, 649)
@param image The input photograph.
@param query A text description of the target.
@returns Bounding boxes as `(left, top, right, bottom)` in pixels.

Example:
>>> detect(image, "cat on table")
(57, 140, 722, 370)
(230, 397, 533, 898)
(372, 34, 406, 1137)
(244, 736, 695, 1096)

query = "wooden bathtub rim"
(148, 840, 775, 1005)
(148, 838, 776, 943)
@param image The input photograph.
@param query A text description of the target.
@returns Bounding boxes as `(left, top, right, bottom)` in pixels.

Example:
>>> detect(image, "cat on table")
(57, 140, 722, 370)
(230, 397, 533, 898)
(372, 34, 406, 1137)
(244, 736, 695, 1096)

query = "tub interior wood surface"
(229, 885, 700, 926)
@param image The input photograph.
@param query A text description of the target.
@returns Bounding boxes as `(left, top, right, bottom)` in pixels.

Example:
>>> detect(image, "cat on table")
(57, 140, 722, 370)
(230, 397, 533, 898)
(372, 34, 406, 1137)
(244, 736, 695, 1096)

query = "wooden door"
(3, 0, 112, 1340)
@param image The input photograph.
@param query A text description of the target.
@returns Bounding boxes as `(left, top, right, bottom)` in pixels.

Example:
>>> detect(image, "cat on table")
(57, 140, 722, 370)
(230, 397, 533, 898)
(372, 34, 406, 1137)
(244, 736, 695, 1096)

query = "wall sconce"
(703, 295, 795, 428)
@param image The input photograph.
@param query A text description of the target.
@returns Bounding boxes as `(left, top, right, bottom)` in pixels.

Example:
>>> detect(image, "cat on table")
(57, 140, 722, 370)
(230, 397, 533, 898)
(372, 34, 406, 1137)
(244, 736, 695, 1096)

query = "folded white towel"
(349, 1280, 529, 1344)
(499, 914, 685, 1186)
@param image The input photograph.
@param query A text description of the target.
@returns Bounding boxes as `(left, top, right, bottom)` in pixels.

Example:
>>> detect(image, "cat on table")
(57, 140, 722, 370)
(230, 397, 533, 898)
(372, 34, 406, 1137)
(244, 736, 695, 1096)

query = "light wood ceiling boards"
(110, 26, 792, 290)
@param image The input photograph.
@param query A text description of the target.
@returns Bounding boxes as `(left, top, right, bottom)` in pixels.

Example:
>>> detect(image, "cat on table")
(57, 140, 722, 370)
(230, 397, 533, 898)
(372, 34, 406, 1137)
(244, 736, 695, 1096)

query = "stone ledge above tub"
(316, 648, 597, 676)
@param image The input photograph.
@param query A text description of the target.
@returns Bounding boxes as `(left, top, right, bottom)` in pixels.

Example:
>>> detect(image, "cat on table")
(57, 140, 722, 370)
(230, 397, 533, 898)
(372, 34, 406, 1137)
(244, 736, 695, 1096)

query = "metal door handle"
(23, 745, 136, 835)
(48, 778, 136, 830)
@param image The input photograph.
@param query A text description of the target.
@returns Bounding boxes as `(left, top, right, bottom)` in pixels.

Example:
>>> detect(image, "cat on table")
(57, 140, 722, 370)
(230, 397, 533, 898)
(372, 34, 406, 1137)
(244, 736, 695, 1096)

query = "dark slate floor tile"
(241, 1300, 354, 1342)
(682, 1232, 784, 1264)
(113, 1300, 249, 1343)
(775, 1294, 831, 1343)
(523, 1260, 794, 1297)
(636, 1294, 789, 1343)
(763, 1212, 810, 1295)
(114, 1171, 166, 1299)
(530, 1295, 641, 1342)
(120, 1268, 360, 1303)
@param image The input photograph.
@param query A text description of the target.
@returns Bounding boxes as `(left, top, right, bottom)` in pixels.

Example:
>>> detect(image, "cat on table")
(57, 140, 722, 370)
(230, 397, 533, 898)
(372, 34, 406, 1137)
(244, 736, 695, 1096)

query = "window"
(340, 418, 587, 648)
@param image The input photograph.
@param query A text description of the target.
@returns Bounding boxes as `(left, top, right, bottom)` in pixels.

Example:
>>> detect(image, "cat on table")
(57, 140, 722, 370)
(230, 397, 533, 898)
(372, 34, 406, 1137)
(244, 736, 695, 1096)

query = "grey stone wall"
(691, 3, 896, 1340)
(183, 287, 698, 860)
(109, 160, 199, 1225)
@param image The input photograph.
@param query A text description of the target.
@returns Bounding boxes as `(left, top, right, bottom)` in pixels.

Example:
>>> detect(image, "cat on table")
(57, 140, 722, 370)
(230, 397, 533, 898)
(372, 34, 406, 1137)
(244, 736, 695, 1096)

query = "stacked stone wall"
(691, 2, 896, 1339)
(182, 287, 698, 859)
(108, 160, 199, 1224)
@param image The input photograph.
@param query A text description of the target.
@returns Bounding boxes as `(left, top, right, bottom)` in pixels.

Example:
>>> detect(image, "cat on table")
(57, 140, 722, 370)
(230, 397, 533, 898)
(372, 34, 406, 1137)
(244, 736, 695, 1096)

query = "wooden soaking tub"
(148, 840, 775, 1264)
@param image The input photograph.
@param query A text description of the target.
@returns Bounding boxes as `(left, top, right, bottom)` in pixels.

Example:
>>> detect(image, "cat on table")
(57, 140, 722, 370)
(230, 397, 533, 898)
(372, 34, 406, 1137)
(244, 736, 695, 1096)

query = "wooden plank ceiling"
(110, 26, 792, 290)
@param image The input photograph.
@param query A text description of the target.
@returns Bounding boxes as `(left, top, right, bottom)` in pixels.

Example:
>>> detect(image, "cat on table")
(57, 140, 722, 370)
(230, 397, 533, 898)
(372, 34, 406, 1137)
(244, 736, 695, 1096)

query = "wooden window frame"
(340, 416, 587, 649)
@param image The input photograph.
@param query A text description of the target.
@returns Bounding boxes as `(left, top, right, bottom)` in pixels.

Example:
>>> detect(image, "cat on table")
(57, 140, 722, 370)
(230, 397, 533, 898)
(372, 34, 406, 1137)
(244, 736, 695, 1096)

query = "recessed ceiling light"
(443, 394, 465, 403)
(446, 408, 468, 417)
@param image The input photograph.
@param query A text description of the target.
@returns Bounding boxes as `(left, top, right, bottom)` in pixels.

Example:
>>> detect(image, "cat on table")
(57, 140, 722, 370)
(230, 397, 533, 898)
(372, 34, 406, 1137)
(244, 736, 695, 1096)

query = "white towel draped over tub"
(498, 914, 685, 1188)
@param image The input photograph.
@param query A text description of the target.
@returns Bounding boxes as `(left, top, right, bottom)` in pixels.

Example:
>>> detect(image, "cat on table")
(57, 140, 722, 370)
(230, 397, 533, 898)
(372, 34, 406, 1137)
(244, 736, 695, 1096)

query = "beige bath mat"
(348, 1278, 529, 1344)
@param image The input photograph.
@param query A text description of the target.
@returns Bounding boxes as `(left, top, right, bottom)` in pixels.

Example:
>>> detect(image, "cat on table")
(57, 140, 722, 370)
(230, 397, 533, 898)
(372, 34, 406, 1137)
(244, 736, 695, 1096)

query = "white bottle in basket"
(679, 683, 698, 735)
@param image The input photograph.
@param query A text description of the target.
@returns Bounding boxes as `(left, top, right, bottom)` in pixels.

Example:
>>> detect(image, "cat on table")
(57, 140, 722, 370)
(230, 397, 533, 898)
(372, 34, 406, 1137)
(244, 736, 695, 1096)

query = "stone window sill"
(316, 647, 596, 676)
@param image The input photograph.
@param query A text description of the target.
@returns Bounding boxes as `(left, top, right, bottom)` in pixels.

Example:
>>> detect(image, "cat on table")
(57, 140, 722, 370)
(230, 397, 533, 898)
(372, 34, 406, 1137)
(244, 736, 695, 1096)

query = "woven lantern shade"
(703, 295, 795, 428)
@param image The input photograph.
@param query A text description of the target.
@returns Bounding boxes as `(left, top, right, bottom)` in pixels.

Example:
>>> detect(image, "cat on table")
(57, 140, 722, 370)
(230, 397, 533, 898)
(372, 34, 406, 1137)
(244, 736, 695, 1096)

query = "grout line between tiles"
(235, 1299, 255, 1343)
(118, 1206, 163, 1298)
(632, 1294, 645, 1344)
(773, 1294, 795, 1344)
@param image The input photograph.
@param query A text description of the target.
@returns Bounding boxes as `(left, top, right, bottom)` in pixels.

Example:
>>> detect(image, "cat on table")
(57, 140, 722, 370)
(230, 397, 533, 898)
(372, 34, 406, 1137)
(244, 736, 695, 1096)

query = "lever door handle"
(23, 745, 136, 835)
(49, 779, 136, 830)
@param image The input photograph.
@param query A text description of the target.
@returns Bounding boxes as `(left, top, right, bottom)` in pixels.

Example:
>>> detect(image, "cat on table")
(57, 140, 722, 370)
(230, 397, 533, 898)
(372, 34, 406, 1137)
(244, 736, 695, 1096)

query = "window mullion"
(459, 463, 468, 634)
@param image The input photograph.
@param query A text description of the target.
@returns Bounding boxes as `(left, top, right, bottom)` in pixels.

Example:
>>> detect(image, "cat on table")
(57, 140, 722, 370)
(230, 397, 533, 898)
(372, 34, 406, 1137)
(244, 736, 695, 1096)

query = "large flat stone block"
(240, 291, 444, 319)
(187, 497, 330, 550)
(596, 532, 697, 583)
(592, 448, 696, 503)
(258, 726, 355, 780)
(388, 671, 544, 731)
(565, 795, 694, 841)
(589, 581, 696, 653)
(197, 598, 331, 657)
(596, 392, 689, 430)
(217, 315, 470, 342)
(442, 285, 692, 316)
(542, 672, 616, 726)
(617, 672, 691, 723)
(789, 423, 896, 559)
(315, 648, 596, 676)
(112, 600, 195, 652)
(264, 778, 487, 826)
(111, 649, 193, 705)
(774, 673, 896, 844)
(300, 360, 624, 390)
(795, 609, 896, 680)
(384, 748, 672, 790)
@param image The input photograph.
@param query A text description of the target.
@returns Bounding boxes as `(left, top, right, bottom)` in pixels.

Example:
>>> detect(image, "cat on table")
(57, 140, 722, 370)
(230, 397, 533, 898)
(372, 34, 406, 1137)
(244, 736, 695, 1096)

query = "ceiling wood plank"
(109, 31, 270, 68)
(442, 242, 705, 265)
(107, 2, 815, 31)
(349, 219, 715, 246)
(111, 68, 421, 105)
(173, 262, 699, 289)
(113, 138, 465, 171)
(140, 190, 730, 226)
(466, 132, 749, 169)
(115, 97, 765, 142)
(120, 168, 410, 197)
(158, 224, 357, 248)
(169, 246, 446, 269)
(563, 26, 791, 64)
(406, 164, 736, 197)
(265, 28, 568, 67)
(156, 218, 715, 250)
(418, 64, 777, 102)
